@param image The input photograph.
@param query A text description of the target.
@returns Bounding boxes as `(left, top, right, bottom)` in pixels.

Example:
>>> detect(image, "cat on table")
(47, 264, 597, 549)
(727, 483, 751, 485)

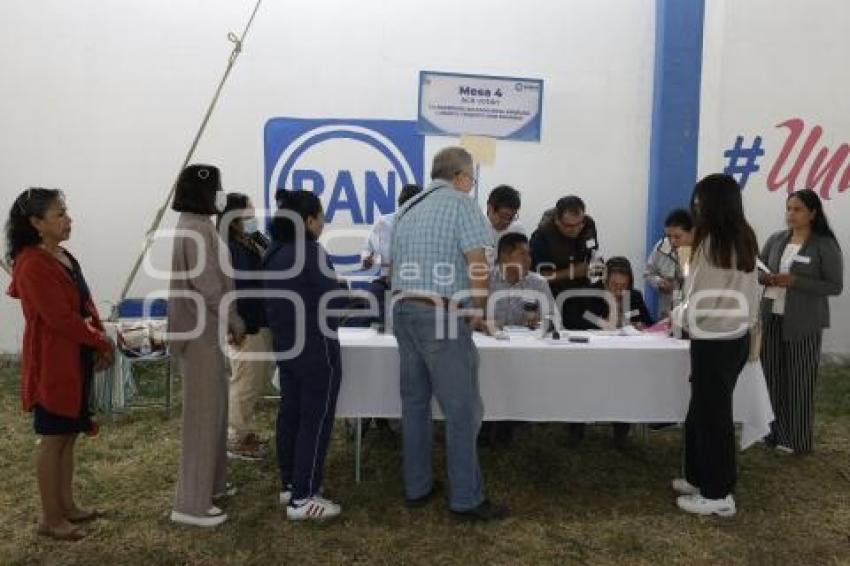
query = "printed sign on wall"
(418, 71, 544, 141)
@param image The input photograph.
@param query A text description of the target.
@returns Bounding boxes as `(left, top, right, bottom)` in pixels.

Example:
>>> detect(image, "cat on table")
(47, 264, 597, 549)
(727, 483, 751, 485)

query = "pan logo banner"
(264, 118, 424, 266)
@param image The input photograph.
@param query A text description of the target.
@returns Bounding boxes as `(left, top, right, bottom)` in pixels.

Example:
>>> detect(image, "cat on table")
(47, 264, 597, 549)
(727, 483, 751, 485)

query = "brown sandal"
(36, 523, 87, 541)
(68, 508, 104, 524)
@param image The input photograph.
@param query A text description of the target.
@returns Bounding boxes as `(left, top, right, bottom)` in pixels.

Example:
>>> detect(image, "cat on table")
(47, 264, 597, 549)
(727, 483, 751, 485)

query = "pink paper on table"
(644, 318, 671, 335)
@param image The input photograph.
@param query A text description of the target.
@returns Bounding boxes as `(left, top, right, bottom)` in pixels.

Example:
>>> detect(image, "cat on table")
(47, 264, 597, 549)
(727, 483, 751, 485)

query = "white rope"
(112, 0, 263, 318)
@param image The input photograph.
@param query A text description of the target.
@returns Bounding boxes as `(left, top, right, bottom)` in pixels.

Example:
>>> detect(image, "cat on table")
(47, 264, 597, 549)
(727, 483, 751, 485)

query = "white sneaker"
(279, 490, 292, 506)
(170, 507, 228, 527)
(775, 445, 795, 455)
(286, 496, 341, 521)
(280, 484, 324, 505)
(213, 483, 237, 500)
(671, 478, 700, 496)
(676, 494, 736, 517)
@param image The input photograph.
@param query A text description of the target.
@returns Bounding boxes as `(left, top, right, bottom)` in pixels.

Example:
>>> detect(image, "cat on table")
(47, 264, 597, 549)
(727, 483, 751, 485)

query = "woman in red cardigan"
(5, 188, 114, 541)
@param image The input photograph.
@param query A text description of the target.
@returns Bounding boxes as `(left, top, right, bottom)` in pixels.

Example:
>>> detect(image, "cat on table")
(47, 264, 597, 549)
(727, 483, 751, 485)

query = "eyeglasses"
(559, 218, 585, 230)
(493, 209, 519, 223)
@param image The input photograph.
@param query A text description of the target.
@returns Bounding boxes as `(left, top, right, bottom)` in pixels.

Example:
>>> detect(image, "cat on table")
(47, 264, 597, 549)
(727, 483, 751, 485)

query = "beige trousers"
(173, 337, 228, 515)
(227, 328, 275, 439)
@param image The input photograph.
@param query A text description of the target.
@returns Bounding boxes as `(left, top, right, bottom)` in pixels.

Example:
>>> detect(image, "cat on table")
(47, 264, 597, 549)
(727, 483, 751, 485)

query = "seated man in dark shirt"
(530, 195, 601, 330)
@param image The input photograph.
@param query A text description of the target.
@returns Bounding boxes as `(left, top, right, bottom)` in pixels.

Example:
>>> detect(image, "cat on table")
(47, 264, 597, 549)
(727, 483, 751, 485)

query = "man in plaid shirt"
(391, 147, 509, 521)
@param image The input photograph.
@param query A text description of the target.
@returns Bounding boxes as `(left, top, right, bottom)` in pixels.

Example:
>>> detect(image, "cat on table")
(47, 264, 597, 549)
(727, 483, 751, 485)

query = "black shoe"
(451, 499, 510, 522)
(405, 482, 440, 508)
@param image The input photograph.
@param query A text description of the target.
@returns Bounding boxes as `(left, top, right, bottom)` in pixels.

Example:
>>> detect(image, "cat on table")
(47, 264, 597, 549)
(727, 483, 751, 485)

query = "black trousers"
(684, 334, 749, 499)
(276, 336, 342, 501)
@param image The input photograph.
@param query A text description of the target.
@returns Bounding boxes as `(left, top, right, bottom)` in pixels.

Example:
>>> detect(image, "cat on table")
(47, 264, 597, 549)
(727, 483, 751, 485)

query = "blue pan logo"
(264, 118, 424, 266)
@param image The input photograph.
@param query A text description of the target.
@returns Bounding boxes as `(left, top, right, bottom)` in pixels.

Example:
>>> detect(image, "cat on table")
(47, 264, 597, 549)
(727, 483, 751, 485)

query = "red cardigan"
(6, 246, 111, 418)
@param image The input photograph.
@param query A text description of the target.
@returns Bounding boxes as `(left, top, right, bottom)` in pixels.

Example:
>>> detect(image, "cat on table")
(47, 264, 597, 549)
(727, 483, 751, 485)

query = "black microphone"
(250, 230, 270, 251)
(544, 314, 560, 340)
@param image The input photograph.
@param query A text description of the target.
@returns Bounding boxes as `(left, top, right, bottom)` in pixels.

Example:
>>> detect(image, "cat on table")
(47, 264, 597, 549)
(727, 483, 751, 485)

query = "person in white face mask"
(217, 192, 275, 461)
(168, 164, 246, 528)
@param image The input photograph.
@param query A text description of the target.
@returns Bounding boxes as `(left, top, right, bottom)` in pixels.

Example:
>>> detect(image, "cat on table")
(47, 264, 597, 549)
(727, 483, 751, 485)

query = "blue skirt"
(33, 351, 94, 436)
(33, 403, 93, 436)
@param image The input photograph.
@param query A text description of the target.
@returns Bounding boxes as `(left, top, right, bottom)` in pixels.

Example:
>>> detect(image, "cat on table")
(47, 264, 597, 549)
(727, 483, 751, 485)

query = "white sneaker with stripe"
(279, 489, 292, 506)
(286, 496, 341, 521)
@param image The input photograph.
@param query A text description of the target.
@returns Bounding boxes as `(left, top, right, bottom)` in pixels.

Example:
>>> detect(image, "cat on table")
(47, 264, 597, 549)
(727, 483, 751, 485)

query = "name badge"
(586, 238, 597, 249)
(793, 255, 811, 264)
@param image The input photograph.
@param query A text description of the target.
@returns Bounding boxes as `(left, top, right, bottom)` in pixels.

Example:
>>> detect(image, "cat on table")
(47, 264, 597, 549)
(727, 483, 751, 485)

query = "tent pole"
(112, 0, 263, 319)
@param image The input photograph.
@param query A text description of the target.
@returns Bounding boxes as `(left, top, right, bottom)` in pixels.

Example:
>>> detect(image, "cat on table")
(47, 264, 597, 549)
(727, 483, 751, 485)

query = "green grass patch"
(1, 364, 848, 565)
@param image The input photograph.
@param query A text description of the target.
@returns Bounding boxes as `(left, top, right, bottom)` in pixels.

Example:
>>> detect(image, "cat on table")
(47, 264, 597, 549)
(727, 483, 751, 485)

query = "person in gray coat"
(168, 164, 245, 527)
(760, 189, 843, 454)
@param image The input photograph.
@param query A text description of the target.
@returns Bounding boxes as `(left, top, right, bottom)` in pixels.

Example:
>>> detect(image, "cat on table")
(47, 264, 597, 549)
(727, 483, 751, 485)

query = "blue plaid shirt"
(391, 179, 493, 299)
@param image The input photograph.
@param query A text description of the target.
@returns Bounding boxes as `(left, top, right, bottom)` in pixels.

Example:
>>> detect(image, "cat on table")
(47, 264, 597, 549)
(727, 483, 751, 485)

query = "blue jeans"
(392, 301, 485, 511)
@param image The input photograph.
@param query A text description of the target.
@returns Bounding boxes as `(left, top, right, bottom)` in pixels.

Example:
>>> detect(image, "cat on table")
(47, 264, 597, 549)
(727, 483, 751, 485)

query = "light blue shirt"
(391, 179, 493, 299)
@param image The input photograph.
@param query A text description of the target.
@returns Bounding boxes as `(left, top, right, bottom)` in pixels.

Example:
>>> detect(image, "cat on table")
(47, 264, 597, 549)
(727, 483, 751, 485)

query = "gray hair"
(430, 147, 473, 181)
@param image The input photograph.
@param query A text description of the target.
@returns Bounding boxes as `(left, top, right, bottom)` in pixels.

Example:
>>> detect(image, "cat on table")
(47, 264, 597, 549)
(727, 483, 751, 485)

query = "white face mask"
(214, 191, 227, 213)
(242, 217, 259, 234)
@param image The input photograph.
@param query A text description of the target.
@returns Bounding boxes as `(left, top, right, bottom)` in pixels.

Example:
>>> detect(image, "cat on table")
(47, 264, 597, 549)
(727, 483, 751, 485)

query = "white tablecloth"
(336, 328, 774, 449)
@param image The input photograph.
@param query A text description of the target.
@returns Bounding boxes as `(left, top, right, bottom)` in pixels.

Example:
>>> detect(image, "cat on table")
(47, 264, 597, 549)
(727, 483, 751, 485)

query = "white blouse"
(768, 243, 801, 315)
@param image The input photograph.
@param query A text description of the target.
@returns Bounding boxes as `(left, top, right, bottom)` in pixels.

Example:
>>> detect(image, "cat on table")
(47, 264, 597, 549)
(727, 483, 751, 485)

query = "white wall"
(699, 0, 850, 357)
(0, 0, 656, 353)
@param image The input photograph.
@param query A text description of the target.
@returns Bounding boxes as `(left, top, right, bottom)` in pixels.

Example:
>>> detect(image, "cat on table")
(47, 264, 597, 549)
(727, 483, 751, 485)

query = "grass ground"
(0, 363, 848, 565)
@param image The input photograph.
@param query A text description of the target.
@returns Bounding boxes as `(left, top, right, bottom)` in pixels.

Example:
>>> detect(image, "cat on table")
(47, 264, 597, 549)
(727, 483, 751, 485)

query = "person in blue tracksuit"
(263, 190, 343, 521)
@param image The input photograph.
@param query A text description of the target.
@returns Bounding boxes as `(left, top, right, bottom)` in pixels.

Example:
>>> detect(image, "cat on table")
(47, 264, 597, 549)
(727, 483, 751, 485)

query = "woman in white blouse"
(671, 174, 760, 518)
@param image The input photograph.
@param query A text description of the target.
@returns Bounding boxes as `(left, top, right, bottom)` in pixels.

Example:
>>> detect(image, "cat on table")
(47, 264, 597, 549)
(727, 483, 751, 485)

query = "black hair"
(217, 192, 251, 242)
(691, 174, 758, 272)
(171, 164, 221, 215)
(274, 188, 288, 208)
(605, 256, 635, 290)
(5, 187, 65, 264)
(496, 232, 529, 259)
(398, 184, 422, 207)
(664, 208, 693, 231)
(487, 185, 521, 212)
(788, 190, 839, 244)
(555, 195, 586, 218)
(271, 190, 323, 243)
